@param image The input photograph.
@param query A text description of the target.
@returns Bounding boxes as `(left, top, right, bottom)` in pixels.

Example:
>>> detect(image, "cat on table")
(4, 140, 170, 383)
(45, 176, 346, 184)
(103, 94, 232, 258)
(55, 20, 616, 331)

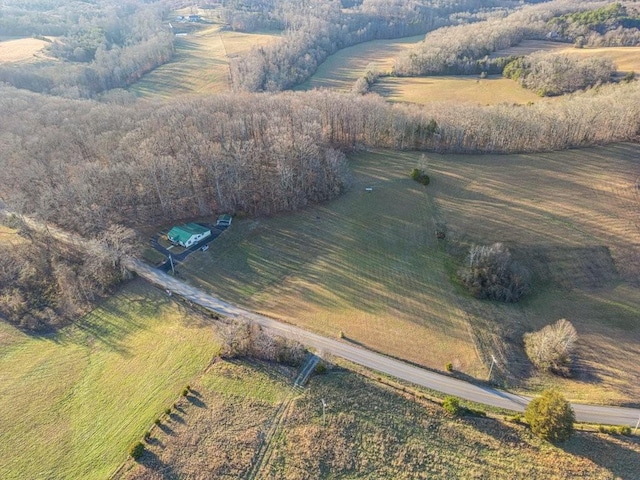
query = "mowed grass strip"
(0, 280, 219, 480)
(297, 34, 425, 91)
(181, 151, 481, 376)
(130, 26, 279, 98)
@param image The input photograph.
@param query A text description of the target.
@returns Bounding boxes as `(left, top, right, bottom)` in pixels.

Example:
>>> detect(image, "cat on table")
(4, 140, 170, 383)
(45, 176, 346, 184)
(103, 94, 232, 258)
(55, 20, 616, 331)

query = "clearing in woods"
(179, 144, 640, 404)
(0, 37, 55, 63)
(119, 359, 640, 479)
(0, 280, 219, 480)
(129, 26, 279, 98)
(297, 34, 425, 91)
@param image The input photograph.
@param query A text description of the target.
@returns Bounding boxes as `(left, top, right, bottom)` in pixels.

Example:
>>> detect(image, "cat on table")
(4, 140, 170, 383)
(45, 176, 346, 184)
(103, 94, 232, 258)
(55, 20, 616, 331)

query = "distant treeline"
(2, 81, 640, 235)
(229, 0, 540, 91)
(0, 0, 173, 97)
(385, 1, 640, 80)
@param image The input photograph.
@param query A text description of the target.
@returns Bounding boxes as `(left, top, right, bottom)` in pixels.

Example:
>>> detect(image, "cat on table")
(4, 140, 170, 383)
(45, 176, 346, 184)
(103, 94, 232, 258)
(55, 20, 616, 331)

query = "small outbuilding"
(167, 223, 211, 248)
(216, 214, 232, 227)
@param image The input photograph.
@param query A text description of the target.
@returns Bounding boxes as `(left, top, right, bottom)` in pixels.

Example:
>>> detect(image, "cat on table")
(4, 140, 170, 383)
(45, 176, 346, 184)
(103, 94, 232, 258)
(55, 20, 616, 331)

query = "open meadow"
(372, 75, 543, 105)
(0, 280, 219, 480)
(297, 35, 425, 91)
(130, 26, 279, 98)
(180, 144, 640, 404)
(120, 359, 640, 479)
(0, 37, 54, 63)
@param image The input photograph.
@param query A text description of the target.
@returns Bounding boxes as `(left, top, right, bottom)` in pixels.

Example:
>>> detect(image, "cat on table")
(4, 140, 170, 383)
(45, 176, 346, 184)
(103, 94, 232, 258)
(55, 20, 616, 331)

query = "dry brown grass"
(0, 225, 26, 247)
(180, 144, 640, 404)
(493, 40, 640, 74)
(372, 75, 543, 105)
(0, 37, 55, 63)
(118, 360, 640, 479)
(426, 143, 640, 403)
(297, 35, 425, 91)
(130, 26, 279, 98)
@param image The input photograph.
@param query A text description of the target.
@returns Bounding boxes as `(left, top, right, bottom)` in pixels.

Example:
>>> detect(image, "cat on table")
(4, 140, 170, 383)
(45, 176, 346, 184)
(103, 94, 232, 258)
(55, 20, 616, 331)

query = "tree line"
(0, 0, 174, 97)
(2, 79, 640, 235)
(229, 0, 536, 91)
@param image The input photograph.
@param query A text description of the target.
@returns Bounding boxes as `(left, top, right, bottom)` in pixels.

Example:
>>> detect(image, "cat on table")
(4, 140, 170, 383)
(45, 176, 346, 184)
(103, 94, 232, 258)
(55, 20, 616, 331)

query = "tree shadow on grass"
(186, 394, 207, 408)
(157, 423, 176, 436)
(562, 432, 640, 480)
(137, 449, 180, 480)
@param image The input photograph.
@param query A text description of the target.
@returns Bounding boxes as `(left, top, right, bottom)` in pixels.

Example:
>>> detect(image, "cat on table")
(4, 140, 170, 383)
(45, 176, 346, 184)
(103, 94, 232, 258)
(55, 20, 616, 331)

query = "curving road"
(127, 258, 640, 427)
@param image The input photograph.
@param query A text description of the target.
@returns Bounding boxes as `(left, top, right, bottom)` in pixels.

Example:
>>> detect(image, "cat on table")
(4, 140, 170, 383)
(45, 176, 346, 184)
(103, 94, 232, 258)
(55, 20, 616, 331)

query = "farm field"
(493, 40, 640, 74)
(180, 144, 640, 404)
(0, 37, 54, 63)
(372, 75, 542, 105)
(0, 280, 219, 480)
(297, 34, 425, 91)
(120, 359, 640, 479)
(130, 26, 279, 98)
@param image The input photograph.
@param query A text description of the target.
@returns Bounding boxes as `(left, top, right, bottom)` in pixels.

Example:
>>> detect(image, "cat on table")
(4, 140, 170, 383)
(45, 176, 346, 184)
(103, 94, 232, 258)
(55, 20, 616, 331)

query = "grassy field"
(493, 40, 640, 74)
(0, 280, 219, 480)
(0, 37, 54, 63)
(179, 144, 640, 404)
(130, 26, 279, 98)
(180, 151, 482, 377)
(120, 359, 640, 479)
(372, 75, 543, 105)
(297, 35, 425, 91)
(0, 225, 26, 246)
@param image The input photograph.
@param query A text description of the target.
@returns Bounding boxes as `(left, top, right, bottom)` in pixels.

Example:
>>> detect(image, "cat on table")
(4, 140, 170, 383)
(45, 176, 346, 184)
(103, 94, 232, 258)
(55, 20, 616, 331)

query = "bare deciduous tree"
(524, 319, 578, 375)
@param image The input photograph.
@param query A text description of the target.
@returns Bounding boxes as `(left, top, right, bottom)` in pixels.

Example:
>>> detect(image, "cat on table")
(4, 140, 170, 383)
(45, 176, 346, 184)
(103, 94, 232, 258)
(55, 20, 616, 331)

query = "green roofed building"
(167, 223, 211, 248)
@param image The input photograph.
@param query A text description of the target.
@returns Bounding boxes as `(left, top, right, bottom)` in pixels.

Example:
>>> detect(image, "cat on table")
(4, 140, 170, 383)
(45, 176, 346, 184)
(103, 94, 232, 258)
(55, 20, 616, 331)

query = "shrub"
(458, 243, 530, 302)
(410, 168, 430, 186)
(338, 330, 345, 339)
(154, 418, 161, 425)
(508, 413, 523, 424)
(524, 319, 578, 375)
(618, 425, 632, 436)
(442, 396, 462, 416)
(525, 390, 575, 442)
(315, 362, 327, 374)
(164, 408, 171, 415)
(181, 388, 189, 397)
(445, 362, 454, 372)
(129, 442, 145, 461)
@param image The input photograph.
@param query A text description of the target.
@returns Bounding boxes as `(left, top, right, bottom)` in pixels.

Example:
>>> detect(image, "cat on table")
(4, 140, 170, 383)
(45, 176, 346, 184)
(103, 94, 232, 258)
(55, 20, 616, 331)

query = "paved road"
(127, 257, 640, 427)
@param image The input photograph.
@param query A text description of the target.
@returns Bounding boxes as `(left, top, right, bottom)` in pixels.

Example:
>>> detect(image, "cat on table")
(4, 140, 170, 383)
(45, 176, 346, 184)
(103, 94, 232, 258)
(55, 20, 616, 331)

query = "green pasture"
(0, 280, 219, 480)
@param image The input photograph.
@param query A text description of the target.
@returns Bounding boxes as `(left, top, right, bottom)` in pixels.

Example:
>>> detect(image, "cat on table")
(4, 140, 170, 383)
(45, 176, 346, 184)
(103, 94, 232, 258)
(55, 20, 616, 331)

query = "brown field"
(297, 34, 425, 91)
(130, 26, 279, 98)
(0, 225, 26, 246)
(180, 144, 640, 404)
(0, 37, 54, 63)
(426, 142, 640, 403)
(119, 359, 640, 479)
(372, 75, 543, 105)
(493, 40, 640, 74)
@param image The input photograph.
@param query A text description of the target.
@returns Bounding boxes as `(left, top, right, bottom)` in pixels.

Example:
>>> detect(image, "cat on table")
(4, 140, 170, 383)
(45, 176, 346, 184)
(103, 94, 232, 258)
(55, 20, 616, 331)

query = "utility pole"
(488, 355, 497, 380)
(169, 254, 175, 276)
(321, 399, 326, 426)
(634, 414, 640, 434)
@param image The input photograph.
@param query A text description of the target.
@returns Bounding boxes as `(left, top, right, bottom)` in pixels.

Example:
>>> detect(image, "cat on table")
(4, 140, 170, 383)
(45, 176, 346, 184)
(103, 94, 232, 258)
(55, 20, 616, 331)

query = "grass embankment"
(0, 280, 219, 480)
(121, 360, 640, 479)
(297, 34, 425, 91)
(180, 144, 640, 404)
(130, 26, 279, 98)
(0, 37, 55, 63)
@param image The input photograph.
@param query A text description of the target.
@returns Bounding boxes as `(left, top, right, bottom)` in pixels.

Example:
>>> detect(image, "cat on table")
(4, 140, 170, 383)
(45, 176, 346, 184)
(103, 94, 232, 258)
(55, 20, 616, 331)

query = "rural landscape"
(1, 0, 639, 478)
